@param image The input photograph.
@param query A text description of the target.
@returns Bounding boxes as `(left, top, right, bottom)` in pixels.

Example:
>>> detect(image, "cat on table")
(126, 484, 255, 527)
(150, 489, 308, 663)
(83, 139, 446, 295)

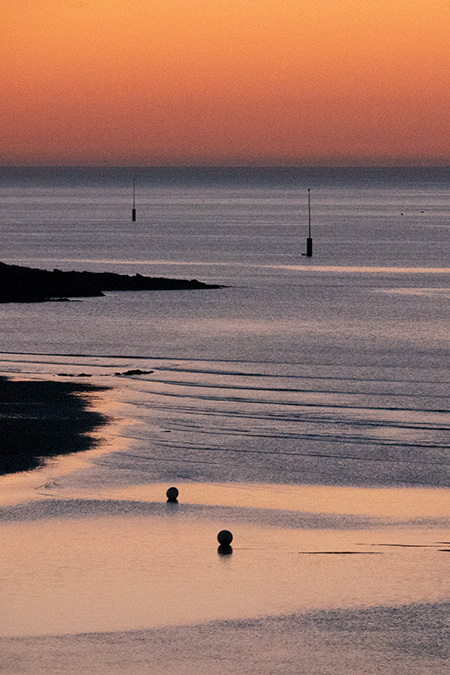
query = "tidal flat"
(1, 166, 449, 673)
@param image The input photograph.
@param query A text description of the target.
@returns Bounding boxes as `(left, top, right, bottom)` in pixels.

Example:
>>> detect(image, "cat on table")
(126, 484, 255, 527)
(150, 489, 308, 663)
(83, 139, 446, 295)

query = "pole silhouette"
(132, 178, 136, 222)
(306, 188, 313, 256)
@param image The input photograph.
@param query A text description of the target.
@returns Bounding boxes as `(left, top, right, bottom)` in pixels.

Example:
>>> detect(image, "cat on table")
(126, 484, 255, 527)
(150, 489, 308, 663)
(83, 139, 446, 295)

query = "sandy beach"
(0, 376, 449, 674)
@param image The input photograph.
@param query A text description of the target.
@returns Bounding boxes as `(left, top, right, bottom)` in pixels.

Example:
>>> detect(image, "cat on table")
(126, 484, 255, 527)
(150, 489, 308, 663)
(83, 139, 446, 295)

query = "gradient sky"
(2, 0, 450, 166)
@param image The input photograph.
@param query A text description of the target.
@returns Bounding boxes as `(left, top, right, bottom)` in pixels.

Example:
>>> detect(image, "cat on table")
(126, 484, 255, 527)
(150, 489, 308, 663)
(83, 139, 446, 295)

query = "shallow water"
(0, 167, 449, 671)
(1, 351, 449, 490)
(1, 512, 448, 638)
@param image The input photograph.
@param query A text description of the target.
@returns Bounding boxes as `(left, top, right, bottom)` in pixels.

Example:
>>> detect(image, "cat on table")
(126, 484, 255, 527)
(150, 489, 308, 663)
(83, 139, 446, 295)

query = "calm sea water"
(0, 167, 449, 489)
(1, 168, 449, 672)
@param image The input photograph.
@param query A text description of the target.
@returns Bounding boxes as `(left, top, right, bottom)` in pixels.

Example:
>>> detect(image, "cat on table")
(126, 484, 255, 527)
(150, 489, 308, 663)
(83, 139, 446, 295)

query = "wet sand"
(1, 602, 448, 675)
(0, 379, 449, 674)
(0, 479, 449, 673)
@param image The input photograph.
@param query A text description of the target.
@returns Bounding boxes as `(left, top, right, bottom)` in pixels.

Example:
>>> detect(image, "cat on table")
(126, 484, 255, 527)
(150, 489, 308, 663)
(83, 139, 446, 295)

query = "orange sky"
(2, 0, 450, 166)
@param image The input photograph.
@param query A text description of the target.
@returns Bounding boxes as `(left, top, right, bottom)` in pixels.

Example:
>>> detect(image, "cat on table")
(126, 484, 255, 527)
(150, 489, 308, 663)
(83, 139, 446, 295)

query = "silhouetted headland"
(0, 262, 222, 303)
(0, 376, 108, 475)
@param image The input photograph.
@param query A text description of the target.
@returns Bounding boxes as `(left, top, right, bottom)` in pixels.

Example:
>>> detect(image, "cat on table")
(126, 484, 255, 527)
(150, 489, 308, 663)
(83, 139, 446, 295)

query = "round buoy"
(217, 529, 233, 546)
(166, 486, 179, 502)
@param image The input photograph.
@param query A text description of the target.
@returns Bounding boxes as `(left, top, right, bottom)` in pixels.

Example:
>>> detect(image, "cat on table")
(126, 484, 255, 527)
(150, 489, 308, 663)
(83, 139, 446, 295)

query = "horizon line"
(1, 164, 449, 170)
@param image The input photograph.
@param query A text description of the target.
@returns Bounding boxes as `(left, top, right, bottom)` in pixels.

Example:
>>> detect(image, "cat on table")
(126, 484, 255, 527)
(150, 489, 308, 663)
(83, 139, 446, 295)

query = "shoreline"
(0, 375, 109, 475)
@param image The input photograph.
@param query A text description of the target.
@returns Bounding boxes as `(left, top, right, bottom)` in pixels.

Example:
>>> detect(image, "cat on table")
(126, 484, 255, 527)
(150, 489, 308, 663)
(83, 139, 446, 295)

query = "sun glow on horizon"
(2, 0, 450, 166)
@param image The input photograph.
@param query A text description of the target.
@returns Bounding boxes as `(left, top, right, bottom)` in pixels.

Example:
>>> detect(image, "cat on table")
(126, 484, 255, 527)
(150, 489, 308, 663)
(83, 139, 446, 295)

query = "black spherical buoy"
(217, 529, 233, 546)
(166, 486, 179, 503)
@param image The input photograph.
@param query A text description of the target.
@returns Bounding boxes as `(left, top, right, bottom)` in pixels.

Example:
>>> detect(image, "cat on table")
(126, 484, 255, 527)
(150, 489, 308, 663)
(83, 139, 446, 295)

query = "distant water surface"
(0, 166, 449, 489)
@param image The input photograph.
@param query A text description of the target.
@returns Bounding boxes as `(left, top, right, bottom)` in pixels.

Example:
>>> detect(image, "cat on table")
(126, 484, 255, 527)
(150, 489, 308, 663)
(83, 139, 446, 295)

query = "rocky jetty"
(0, 262, 221, 303)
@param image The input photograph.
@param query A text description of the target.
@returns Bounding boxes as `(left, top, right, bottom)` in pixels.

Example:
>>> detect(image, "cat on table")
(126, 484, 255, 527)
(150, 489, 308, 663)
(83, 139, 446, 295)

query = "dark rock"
(0, 261, 222, 303)
(116, 369, 154, 377)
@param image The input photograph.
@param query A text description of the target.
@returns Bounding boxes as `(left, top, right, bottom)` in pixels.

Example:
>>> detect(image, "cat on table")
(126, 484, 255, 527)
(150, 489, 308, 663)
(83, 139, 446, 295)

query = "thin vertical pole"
(132, 178, 136, 221)
(308, 188, 311, 238)
(306, 188, 313, 256)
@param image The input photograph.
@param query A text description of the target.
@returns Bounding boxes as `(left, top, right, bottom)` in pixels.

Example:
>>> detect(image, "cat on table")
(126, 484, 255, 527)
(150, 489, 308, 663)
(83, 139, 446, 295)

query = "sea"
(0, 166, 449, 489)
(0, 166, 449, 673)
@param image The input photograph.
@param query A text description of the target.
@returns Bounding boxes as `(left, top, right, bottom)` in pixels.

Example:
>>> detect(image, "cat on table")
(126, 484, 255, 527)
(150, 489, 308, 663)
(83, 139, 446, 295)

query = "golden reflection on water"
(374, 287, 450, 297)
(88, 482, 450, 522)
(266, 265, 450, 273)
(7, 259, 450, 273)
(0, 514, 448, 639)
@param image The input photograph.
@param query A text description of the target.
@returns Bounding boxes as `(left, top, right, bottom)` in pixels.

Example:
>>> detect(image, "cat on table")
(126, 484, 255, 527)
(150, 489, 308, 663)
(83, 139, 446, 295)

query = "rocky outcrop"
(0, 262, 221, 303)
